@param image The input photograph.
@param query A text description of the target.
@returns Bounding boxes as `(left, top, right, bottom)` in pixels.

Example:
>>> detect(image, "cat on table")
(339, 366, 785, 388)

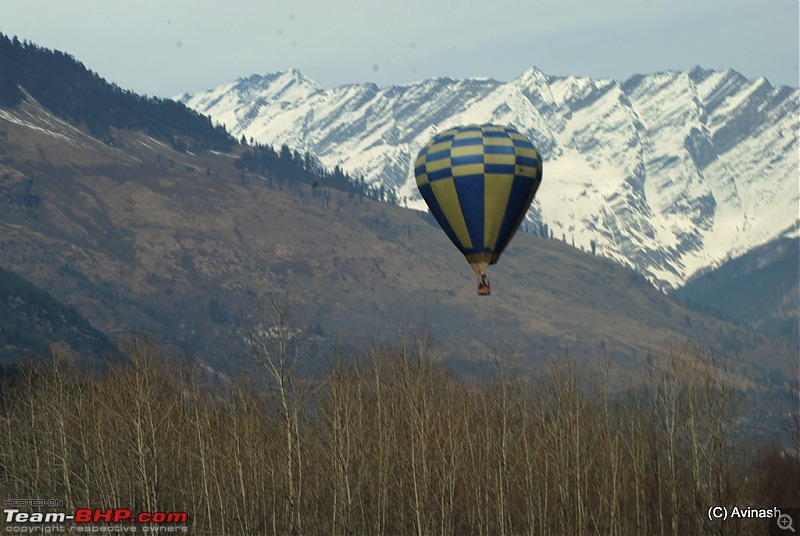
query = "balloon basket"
(477, 281, 491, 296)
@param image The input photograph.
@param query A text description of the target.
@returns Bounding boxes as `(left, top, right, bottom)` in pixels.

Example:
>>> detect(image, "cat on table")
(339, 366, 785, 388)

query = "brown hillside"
(0, 99, 793, 381)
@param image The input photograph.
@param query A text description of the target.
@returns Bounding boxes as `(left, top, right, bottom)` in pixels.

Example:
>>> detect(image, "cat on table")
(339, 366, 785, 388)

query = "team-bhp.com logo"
(4, 507, 189, 532)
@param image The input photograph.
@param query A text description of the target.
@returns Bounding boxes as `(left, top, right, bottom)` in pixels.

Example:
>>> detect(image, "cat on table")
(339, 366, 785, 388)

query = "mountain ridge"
(179, 66, 799, 290)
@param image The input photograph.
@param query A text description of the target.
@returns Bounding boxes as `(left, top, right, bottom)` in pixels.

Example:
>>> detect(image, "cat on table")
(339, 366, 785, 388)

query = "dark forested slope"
(0, 265, 118, 365)
(0, 33, 234, 151)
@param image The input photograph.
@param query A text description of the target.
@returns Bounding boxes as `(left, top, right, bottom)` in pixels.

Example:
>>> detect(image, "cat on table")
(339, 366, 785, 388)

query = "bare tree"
(243, 300, 311, 535)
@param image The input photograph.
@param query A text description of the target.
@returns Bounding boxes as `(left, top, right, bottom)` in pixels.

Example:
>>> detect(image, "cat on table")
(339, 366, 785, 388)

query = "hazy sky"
(3, 0, 798, 97)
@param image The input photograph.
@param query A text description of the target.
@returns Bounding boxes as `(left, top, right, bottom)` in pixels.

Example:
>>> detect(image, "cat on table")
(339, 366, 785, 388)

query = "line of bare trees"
(1, 312, 797, 535)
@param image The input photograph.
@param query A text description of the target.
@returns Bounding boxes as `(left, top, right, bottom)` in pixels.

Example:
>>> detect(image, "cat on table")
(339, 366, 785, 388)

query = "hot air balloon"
(414, 124, 543, 295)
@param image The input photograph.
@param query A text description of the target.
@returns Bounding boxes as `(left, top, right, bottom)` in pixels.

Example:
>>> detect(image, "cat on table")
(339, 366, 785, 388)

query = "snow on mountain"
(178, 67, 799, 289)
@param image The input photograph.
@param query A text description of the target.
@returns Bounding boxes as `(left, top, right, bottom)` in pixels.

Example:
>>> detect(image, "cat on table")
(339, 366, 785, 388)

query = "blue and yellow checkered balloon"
(415, 124, 543, 278)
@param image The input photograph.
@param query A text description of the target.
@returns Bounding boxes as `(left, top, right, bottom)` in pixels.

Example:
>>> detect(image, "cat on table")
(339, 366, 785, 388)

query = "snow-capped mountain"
(178, 67, 799, 289)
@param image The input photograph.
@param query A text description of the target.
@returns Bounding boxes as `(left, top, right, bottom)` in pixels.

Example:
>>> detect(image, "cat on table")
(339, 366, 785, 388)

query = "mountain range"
(179, 67, 799, 291)
(0, 35, 795, 384)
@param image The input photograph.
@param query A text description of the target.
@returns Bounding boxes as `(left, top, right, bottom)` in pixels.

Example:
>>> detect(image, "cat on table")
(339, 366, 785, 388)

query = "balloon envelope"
(414, 124, 543, 275)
